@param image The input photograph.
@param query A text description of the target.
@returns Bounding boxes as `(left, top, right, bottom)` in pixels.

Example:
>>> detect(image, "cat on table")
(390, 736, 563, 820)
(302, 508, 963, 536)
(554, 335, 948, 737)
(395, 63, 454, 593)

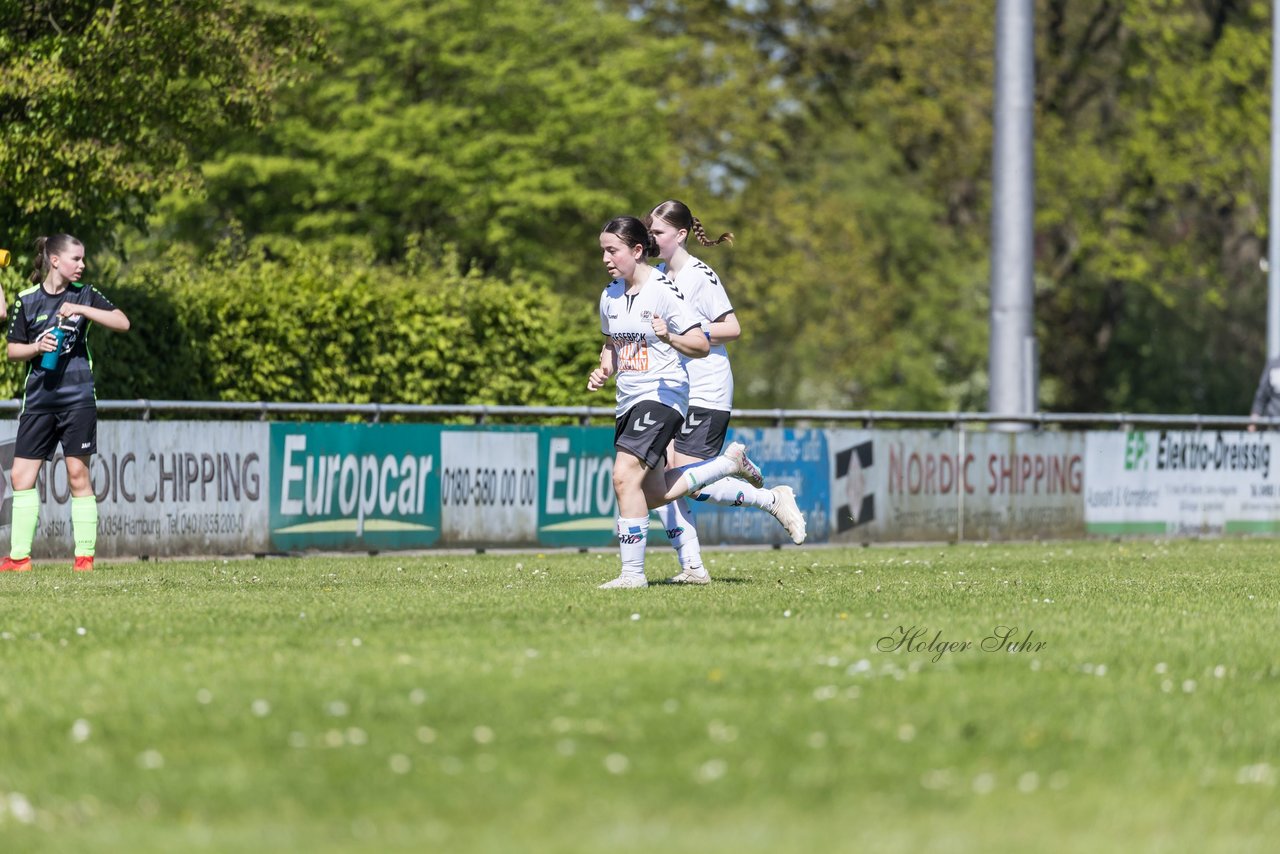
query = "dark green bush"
(0, 244, 604, 409)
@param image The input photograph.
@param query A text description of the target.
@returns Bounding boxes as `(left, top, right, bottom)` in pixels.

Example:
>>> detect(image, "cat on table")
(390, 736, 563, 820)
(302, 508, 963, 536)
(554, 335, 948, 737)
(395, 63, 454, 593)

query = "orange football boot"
(73, 556, 94, 572)
(0, 556, 33, 572)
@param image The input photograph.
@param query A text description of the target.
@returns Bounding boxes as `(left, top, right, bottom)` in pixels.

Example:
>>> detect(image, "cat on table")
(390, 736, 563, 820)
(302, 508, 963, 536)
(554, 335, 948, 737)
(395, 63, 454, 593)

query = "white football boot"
(722, 442, 765, 489)
(767, 485, 807, 545)
(598, 575, 649, 589)
(666, 566, 711, 585)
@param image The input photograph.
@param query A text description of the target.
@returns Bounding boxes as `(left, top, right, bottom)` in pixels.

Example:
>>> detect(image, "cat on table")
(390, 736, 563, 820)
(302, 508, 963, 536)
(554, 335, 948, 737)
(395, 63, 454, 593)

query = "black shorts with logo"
(15, 407, 98, 461)
(673, 406, 732, 459)
(615, 400, 684, 469)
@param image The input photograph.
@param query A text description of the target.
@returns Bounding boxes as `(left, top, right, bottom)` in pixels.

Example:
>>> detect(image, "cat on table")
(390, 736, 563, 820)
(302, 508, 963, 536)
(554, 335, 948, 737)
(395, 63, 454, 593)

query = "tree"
(0, 0, 323, 253)
(146, 0, 682, 284)
(703, 124, 987, 411)
(622, 0, 994, 409)
(1035, 0, 1271, 413)
(629, 0, 1274, 414)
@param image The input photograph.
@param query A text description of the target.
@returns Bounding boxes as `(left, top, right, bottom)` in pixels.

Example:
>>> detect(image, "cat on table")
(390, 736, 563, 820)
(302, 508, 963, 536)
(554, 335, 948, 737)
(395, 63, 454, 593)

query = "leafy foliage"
(3, 0, 1274, 414)
(707, 126, 988, 410)
(1035, 1, 1271, 412)
(627, 0, 994, 410)
(0, 0, 324, 251)
(0, 241, 601, 408)
(144, 0, 679, 285)
(637, 0, 1273, 414)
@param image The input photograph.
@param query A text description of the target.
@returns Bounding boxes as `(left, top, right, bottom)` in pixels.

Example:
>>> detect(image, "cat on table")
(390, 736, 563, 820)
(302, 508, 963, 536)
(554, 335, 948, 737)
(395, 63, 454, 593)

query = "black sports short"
(15, 407, 98, 461)
(673, 406, 732, 459)
(615, 400, 684, 469)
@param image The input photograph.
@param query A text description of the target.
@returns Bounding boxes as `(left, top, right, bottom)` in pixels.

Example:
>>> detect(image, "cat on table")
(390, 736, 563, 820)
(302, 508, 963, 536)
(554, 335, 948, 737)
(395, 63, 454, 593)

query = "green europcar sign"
(268, 423, 671, 553)
(537, 426, 617, 548)
(270, 423, 442, 551)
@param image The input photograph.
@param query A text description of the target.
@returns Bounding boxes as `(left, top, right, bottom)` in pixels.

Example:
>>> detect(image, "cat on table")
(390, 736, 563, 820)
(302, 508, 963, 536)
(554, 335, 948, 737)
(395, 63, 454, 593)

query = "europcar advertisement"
(538, 426, 618, 548)
(269, 423, 442, 551)
(439, 429, 539, 544)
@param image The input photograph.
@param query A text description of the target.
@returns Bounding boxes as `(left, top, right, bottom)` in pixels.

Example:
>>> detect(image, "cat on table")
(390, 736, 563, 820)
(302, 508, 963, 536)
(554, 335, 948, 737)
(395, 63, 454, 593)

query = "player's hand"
(651, 314, 671, 343)
(587, 366, 612, 391)
(34, 330, 57, 353)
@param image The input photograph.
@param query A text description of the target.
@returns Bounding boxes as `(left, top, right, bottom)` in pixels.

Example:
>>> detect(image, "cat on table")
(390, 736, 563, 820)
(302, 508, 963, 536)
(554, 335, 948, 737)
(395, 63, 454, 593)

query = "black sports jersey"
(7, 281, 117, 414)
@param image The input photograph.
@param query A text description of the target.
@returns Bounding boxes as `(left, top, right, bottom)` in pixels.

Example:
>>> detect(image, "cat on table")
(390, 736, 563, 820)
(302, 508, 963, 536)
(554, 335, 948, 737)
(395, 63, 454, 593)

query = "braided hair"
(647, 200, 733, 247)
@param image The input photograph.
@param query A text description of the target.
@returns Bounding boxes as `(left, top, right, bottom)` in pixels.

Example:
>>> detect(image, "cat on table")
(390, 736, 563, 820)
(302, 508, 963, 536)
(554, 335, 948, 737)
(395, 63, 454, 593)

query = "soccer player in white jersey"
(646, 200, 807, 585)
(588, 216, 764, 589)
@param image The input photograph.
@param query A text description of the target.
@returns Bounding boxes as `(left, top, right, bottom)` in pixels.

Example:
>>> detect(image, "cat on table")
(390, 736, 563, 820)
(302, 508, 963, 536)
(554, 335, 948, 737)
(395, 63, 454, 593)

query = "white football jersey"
(671, 256, 735, 410)
(599, 268, 702, 417)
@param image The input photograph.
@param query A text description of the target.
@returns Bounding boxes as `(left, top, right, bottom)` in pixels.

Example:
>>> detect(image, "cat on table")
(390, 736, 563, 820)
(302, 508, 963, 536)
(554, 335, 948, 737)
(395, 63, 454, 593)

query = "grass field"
(2, 539, 1279, 853)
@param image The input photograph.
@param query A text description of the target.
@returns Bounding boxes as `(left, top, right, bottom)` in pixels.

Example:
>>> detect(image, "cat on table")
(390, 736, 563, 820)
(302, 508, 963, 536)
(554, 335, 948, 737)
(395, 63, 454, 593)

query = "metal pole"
(988, 0, 1037, 427)
(1269, 0, 1280, 358)
(956, 423, 966, 543)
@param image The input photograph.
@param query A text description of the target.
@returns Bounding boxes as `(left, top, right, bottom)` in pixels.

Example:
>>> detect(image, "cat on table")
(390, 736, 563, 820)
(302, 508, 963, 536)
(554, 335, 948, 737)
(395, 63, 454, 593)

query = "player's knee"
(612, 460, 643, 495)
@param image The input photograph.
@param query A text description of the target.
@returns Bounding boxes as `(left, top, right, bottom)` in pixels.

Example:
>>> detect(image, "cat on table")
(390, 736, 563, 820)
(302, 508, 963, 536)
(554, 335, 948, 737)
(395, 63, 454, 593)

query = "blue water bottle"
(40, 323, 66, 370)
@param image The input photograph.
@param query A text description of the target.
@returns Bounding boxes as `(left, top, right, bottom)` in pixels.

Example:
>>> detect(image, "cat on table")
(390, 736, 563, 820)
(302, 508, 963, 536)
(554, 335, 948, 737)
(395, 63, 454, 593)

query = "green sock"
(71, 495, 98, 558)
(9, 488, 39, 560)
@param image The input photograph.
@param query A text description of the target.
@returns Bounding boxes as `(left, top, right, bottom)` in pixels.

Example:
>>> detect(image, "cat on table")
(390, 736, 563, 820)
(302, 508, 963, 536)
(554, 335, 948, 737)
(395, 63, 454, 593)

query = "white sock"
(692, 476, 776, 510)
(616, 516, 649, 579)
(676, 455, 735, 492)
(658, 498, 702, 569)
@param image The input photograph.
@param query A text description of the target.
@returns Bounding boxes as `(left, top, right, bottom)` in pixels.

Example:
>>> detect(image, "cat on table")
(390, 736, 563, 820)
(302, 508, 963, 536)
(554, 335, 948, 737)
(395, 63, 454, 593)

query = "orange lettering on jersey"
(616, 338, 649, 372)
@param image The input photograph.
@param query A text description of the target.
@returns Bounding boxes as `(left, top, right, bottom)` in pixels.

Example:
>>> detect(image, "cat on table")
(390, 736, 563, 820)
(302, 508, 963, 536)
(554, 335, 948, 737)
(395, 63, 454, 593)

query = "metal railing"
(0, 398, 1270, 430)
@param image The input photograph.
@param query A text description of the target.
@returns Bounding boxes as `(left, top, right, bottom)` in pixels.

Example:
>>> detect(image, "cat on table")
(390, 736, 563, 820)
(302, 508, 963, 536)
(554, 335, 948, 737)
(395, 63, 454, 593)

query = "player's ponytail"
(689, 216, 733, 247)
(649, 200, 733, 247)
(29, 236, 49, 285)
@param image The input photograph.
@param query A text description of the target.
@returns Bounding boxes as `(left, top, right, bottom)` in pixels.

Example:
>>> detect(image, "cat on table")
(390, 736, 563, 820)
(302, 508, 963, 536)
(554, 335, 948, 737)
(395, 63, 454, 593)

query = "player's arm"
(8, 332, 57, 363)
(60, 302, 130, 332)
(6, 301, 51, 362)
(588, 340, 616, 391)
(707, 311, 741, 345)
(653, 315, 710, 358)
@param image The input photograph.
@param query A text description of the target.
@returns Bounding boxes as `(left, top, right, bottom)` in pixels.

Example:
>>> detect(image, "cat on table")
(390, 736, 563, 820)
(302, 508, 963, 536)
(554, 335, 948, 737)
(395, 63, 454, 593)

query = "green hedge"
(0, 244, 604, 411)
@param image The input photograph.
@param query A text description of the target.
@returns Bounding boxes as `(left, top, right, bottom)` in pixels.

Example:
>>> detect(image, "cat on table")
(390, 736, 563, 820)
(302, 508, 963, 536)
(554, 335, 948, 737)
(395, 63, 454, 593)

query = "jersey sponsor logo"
(614, 333, 649, 372)
(632, 412, 658, 433)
